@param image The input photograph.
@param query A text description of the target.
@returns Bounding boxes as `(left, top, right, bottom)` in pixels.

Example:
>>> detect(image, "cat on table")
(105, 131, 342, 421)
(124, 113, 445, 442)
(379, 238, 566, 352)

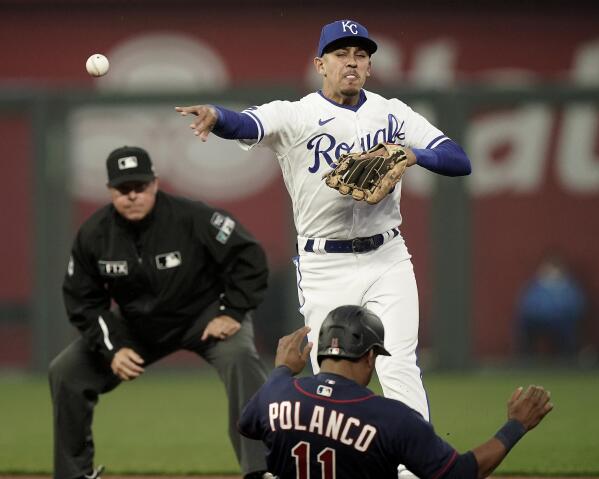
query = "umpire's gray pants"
(48, 310, 267, 479)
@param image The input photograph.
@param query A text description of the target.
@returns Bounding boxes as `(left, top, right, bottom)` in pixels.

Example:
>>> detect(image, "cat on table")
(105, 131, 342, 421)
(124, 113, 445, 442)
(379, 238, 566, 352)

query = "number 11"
(291, 441, 336, 479)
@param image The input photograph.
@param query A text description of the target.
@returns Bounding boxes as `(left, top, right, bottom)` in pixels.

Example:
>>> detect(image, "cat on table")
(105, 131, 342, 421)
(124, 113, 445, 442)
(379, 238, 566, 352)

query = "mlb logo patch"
(98, 260, 128, 276)
(117, 156, 138, 170)
(155, 251, 182, 269)
(317, 385, 333, 397)
(326, 337, 340, 355)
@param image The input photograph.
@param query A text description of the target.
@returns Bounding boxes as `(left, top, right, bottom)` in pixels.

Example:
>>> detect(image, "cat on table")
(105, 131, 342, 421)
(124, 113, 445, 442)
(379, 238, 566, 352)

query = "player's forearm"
(212, 106, 259, 139)
(469, 438, 508, 478)
(412, 140, 471, 176)
(471, 419, 526, 478)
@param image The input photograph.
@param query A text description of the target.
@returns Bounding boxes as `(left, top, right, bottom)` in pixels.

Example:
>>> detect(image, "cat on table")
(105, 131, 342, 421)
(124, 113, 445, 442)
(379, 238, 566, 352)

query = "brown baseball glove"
(322, 143, 409, 205)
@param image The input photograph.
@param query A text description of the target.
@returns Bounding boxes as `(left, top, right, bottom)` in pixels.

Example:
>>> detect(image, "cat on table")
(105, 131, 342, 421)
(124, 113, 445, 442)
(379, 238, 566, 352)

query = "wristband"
(494, 419, 526, 451)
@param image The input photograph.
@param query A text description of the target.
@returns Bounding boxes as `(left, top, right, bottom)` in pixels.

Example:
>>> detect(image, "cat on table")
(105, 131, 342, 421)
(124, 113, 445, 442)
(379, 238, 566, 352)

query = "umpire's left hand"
(201, 315, 241, 341)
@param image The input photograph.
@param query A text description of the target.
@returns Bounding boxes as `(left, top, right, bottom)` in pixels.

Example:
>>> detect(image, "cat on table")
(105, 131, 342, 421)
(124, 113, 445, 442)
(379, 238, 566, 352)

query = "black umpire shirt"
(63, 190, 268, 361)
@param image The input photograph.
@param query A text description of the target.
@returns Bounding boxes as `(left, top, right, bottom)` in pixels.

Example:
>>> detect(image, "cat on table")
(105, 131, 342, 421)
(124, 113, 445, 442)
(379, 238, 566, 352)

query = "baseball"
(86, 53, 109, 77)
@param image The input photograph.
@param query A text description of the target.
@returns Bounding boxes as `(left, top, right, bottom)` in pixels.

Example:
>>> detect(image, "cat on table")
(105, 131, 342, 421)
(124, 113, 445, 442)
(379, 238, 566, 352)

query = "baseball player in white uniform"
(176, 19, 471, 478)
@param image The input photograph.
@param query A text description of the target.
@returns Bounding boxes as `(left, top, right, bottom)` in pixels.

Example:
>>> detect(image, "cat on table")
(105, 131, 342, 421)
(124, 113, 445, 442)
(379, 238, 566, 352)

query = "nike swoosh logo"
(318, 117, 335, 126)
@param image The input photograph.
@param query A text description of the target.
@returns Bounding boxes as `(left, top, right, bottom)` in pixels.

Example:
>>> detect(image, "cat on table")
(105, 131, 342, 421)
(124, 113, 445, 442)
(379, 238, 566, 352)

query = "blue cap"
(317, 20, 378, 57)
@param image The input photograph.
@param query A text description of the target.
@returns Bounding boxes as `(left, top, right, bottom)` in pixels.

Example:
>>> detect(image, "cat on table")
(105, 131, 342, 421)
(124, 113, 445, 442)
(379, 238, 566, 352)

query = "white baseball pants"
(294, 235, 429, 422)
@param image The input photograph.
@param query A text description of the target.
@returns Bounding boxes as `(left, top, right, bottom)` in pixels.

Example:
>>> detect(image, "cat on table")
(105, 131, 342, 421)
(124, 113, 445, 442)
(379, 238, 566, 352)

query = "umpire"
(49, 146, 269, 479)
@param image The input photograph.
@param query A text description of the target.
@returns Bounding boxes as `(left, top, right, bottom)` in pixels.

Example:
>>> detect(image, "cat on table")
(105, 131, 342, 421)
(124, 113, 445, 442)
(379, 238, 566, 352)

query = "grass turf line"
(0, 369, 597, 475)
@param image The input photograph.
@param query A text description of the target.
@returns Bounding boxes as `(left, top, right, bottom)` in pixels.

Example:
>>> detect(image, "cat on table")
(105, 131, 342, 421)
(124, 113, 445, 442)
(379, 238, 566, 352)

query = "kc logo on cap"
(317, 19, 378, 57)
(341, 20, 358, 34)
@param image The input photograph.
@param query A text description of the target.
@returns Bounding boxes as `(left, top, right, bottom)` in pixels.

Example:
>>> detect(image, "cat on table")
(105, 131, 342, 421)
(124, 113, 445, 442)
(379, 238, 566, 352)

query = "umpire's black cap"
(317, 305, 391, 365)
(106, 146, 156, 187)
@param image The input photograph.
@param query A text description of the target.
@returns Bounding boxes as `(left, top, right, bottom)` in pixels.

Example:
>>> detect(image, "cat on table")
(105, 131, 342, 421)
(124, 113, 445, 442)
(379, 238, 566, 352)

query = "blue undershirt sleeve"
(212, 106, 259, 140)
(412, 139, 472, 177)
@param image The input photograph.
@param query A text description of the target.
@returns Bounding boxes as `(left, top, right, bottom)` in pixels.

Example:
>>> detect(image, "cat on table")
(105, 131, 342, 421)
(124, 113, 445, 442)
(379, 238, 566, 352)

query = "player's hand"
(201, 315, 241, 341)
(175, 104, 218, 142)
(111, 347, 145, 381)
(404, 147, 417, 167)
(275, 326, 313, 375)
(507, 385, 553, 431)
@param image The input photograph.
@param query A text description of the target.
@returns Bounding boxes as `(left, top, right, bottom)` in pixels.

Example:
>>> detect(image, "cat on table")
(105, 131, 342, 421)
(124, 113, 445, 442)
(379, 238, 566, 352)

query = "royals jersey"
(237, 90, 447, 239)
(239, 367, 468, 479)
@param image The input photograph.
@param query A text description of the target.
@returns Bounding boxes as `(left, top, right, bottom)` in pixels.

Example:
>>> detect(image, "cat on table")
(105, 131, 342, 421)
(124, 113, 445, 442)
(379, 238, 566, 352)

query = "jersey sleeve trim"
(432, 449, 458, 479)
(293, 379, 376, 403)
(426, 135, 449, 149)
(242, 110, 264, 143)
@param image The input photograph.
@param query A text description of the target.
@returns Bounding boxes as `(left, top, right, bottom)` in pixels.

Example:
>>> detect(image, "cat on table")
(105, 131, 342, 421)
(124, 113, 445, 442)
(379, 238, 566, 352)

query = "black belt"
(304, 228, 399, 254)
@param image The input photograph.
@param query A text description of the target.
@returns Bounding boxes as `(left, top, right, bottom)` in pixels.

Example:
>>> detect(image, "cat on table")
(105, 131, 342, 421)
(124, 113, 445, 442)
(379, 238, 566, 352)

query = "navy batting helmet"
(317, 305, 391, 365)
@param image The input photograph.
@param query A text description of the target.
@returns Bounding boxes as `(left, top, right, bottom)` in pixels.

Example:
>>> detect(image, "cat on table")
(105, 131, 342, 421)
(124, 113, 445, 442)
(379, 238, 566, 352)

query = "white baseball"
(86, 54, 109, 77)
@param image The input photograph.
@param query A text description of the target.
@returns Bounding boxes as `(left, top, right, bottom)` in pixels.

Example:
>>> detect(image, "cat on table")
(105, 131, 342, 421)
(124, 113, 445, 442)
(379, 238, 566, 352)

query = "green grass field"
(1, 369, 597, 476)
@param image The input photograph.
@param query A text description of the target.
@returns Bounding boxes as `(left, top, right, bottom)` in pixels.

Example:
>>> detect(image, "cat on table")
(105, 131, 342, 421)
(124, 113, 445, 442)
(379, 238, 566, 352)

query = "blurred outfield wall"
(0, 1, 598, 370)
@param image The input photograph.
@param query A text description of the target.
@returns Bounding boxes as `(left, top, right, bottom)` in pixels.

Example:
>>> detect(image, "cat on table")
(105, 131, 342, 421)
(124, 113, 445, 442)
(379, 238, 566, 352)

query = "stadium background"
(1, 0, 598, 370)
(0, 0, 598, 475)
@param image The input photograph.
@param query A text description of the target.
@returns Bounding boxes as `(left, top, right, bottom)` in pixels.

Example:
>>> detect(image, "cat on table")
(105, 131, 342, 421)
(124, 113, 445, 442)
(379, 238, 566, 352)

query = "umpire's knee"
(215, 325, 264, 371)
(220, 337, 261, 365)
(48, 347, 76, 392)
(48, 339, 112, 395)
